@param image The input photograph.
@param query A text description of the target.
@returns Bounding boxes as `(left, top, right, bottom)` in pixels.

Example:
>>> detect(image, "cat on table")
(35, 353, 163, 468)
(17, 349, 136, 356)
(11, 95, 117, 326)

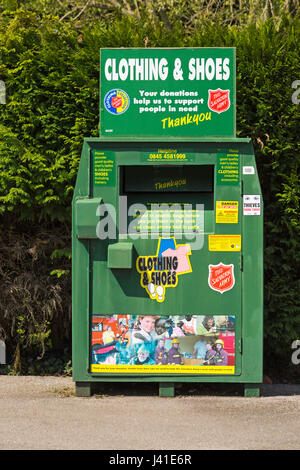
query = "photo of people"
(91, 314, 235, 369)
(203, 341, 216, 365)
(130, 343, 155, 365)
(155, 338, 167, 365)
(131, 315, 157, 345)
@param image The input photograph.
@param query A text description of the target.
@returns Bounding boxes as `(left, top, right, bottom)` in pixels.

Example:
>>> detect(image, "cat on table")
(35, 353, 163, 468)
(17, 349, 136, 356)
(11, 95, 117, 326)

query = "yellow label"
(91, 364, 235, 375)
(209, 235, 241, 251)
(216, 201, 238, 224)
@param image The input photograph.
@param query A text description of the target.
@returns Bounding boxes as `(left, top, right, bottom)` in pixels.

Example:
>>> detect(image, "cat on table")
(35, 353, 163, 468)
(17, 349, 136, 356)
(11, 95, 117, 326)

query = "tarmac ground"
(0, 375, 300, 450)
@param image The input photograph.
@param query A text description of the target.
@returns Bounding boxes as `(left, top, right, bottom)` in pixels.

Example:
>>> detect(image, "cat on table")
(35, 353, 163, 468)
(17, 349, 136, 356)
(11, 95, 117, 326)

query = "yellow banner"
(91, 364, 235, 374)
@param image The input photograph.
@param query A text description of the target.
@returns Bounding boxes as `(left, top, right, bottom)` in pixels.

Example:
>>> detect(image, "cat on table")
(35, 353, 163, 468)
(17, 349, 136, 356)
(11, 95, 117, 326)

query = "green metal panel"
(72, 137, 263, 390)
(75, 198, 102, 239)
(108, 242, 133, 269)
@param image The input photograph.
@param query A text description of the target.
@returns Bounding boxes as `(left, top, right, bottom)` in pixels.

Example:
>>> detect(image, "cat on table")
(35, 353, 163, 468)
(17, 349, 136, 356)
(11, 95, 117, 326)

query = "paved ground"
(0, 376, 300, 450)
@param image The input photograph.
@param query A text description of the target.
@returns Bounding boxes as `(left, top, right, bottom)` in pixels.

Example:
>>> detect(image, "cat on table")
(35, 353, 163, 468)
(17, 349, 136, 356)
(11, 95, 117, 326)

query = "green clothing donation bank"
(72, 48, 263, 397)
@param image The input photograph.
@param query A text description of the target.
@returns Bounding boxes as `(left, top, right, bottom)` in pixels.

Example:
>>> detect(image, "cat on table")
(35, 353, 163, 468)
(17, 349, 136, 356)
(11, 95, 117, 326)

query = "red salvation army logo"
(208, 89, 230, 114)
(111, 96, 122, 109)
(208, 263, 235, 293)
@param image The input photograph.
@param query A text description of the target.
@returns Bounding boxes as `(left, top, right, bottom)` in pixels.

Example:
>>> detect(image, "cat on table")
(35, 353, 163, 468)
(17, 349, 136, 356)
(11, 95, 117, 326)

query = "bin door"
(89, 162, 242, 376)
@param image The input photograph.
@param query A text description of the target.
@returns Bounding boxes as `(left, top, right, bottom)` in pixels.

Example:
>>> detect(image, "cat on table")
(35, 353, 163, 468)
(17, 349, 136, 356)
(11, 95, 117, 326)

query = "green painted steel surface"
(107, 242, 133, 269)
(75, 198, 102, 239)
(244, 384, 261, 397)
(72, 138, 263, 388)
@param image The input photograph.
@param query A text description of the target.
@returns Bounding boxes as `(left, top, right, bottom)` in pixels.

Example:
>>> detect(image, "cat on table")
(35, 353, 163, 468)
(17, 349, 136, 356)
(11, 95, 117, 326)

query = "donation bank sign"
(100, 48, 236, 137)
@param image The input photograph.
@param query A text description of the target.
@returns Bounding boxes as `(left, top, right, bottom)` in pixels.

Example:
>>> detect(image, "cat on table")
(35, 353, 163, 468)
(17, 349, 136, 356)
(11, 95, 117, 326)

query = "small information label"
(216, 201, 238, 223)
(93, 150, 115, 186)
(243, 195, 261, 216)
(243, 166, 255, 175)
(209, 235, 241, 251)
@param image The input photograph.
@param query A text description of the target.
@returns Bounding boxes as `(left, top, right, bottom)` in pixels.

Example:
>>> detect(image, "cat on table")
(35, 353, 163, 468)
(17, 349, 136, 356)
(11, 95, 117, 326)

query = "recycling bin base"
(74, 381, 261, 398)
(244, 384, 260, 397)
(75, 382, 93, 397)
(159, 382, 175, 397)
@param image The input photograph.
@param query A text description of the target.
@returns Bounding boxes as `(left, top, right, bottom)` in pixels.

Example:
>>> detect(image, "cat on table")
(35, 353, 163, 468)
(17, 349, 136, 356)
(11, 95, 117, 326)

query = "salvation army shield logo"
(208, 263, 235, 294)
(111, 96, 122, 109)
(208, 89, 230, 114)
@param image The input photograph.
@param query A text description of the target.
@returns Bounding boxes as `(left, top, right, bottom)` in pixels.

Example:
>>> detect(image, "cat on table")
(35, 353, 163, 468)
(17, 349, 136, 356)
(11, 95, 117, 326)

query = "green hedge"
(0, 9, 299, 376)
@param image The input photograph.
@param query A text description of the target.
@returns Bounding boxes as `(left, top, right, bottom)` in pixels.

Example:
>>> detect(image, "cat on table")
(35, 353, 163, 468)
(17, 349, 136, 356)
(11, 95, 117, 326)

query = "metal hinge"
(239, 338, 243, 354)
(240, 254, 244, 271)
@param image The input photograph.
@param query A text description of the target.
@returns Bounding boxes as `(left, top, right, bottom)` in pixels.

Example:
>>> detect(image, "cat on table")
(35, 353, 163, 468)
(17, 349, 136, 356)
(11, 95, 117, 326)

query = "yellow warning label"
(209, 235, 241, 251)
(216, 201, 238, 224)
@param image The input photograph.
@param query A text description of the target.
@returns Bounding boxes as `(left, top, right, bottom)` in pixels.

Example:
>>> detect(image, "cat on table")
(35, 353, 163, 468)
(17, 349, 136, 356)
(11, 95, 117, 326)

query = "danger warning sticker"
(216, 201, 238, 224)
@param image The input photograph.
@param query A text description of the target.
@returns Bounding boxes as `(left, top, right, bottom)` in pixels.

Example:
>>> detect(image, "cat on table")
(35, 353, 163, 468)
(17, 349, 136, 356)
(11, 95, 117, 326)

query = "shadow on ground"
(92, 382, 244, 397)
(91, 382, 300, 398)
